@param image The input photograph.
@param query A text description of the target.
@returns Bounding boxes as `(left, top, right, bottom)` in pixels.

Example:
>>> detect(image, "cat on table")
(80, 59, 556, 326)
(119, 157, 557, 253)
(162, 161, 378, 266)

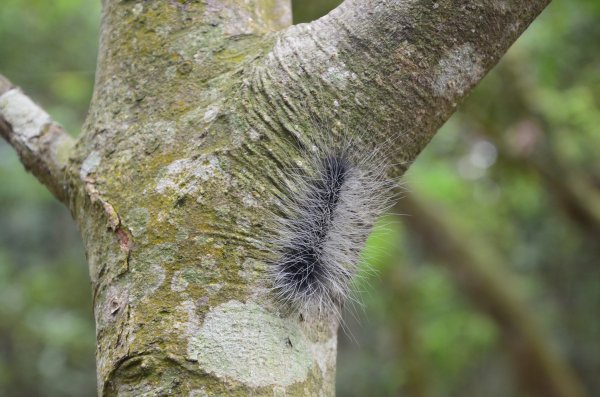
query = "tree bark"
(1, 0, 550, 395)
(0, 75, 74, 203)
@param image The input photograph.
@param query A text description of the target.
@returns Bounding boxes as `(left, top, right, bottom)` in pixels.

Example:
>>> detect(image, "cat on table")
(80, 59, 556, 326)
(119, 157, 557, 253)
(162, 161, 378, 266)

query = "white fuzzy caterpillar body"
(269, 136, 397, 318)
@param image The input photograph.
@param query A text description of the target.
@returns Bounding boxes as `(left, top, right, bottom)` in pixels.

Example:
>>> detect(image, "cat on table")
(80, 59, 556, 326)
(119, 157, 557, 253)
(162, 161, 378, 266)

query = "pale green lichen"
(203, 106, 220, 123)
(189, 388, 209, 397)
(308, 335, 337, 378)
(171, 270, 189, 293)
(0, 89, 51, 146)
(80, 150, 102, 180)
(238, 258, 266, 283)
(156, 155, 227, 196)
(54, 134, 75, 167)
(321, 63, 357, 89)
(187, 300, 312, 388)
(247, 128, 261, 141)
(125, 207, 150, 238)
(128, 243, 175, 303)
(432, 43, 485, 98)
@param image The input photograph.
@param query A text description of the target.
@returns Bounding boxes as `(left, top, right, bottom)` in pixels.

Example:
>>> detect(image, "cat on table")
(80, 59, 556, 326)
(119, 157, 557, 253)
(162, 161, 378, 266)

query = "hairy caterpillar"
(268, 128, 398, 319)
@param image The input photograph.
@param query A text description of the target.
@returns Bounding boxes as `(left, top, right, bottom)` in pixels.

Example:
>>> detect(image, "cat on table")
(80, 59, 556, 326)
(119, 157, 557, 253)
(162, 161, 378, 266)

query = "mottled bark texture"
(1, 0, 549, 395)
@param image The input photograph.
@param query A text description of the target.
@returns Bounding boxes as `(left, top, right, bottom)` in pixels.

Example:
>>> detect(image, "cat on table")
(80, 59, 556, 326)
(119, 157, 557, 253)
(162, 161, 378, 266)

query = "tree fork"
(1, 0, 550, 395)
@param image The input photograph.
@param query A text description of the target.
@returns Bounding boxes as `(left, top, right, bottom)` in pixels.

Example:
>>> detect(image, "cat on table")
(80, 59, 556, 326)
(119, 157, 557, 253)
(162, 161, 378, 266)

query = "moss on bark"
(46, 0, 551, 395)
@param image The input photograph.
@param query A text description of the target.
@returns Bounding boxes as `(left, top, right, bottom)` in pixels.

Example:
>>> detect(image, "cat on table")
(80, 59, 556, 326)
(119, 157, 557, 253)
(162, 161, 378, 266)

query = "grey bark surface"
(0, 0, 550, 395)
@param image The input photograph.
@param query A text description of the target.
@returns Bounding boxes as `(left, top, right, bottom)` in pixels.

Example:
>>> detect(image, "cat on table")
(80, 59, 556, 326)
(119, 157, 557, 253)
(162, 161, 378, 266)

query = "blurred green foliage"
(0, 1, 99, 396)
(1, 1, 598, 397)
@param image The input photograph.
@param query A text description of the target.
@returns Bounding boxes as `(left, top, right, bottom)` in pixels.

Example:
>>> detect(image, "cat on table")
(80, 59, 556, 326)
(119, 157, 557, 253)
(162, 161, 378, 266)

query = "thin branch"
(397, 192, 589, 397)
(0, 74, 75, 203)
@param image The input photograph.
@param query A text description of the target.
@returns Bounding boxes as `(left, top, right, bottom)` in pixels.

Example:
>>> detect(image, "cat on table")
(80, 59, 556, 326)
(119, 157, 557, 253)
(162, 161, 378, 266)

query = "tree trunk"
(1, 0, 550, 395)
(397, 192, 589, 397)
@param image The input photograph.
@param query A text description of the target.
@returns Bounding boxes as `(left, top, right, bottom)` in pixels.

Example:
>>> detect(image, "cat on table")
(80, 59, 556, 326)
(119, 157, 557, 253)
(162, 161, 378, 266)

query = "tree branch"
(249, 0, 550, 174)
(398, 192, 589, 397)
(0, 74, 74, 203)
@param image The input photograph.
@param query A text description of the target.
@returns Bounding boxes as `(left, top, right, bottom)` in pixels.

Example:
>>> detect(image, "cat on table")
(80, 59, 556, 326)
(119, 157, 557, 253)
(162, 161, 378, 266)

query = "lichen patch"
(124, 207, 150, 238)
(187, 300, 311, 388)
(247, 128, 261, 141)
(128, 243, 175, 303)
(189, 388, 209, 397)
(432, 43, 485, 98)
(80, 150, 102, 180)
(321, 64, 355, 89)
(0, 89, 51, 150)
(237, 258, 266, 282)
(309, 335, 337, 377)
(171, 270, 189, 293)
(156, 155, 225, 196)
(203, 106, 220, 123)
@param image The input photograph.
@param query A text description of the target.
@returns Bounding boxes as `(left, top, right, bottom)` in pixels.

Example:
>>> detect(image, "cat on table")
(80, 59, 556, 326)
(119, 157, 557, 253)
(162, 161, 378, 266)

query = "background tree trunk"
(397, 192, 588, 397)
(1, 0, 550, 395)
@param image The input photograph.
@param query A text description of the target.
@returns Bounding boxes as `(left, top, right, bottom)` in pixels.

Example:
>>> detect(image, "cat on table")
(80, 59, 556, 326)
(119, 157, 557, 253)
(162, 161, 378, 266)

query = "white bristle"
(266, 130, 399, 319)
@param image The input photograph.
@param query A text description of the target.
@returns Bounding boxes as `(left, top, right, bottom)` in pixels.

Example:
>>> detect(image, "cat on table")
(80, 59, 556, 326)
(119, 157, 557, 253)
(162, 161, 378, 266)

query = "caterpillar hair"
(267, 125, 399, 319)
